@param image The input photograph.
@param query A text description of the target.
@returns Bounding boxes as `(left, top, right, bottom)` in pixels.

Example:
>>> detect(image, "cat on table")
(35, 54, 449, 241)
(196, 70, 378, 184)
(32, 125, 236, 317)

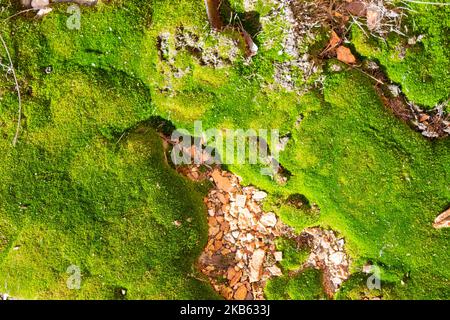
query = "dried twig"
(352, 65, 385, 85)
(1, 8, 36, 23)
(0, 33, 22, 146)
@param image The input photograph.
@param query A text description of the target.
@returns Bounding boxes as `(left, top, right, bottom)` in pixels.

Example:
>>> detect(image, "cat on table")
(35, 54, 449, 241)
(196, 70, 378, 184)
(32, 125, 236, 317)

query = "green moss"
(274, 238, 309, 272)
(0, 124, 218, 299)
(230, 68, 449, 299)
(351, 1, 450, 108)
(265, 268, 326, 300)
(0, 4, 218, 296)
(0, 0, 448, 300)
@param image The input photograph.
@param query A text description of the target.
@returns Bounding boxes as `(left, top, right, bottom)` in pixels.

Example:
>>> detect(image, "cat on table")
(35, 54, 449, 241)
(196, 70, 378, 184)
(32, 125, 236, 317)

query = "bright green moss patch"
(0, 125, 217, 299)
(234, 68, 449, 300)
(351, 1, 450, 108)
(257, 70, 449, 299)
(274, 237, 309, 272)
(274, 193, 321, 231)
(265, 268, 326, 300)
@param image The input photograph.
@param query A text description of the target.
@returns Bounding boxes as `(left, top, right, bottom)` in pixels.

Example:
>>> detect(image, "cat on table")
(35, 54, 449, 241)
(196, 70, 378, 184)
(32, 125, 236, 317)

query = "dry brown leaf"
(336, 46, 356, 64)
(220, 286, 233, 300)
(227, 267, 236, 280)
(229, 270, 242, 287)
(329, 30, 341, 49)
(241, 29, 258, 58)
(234, 285, 248, 300)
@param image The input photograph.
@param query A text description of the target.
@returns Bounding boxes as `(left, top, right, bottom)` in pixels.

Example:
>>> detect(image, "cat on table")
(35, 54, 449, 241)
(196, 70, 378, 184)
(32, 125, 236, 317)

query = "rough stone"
(31, 0, 49, 9)
(252, 191, 267, 201)
(249, 249, 265, 283)
(235, 194, 247, 208)
(260, 212, 277, 228)
(274, 251, 283, 261)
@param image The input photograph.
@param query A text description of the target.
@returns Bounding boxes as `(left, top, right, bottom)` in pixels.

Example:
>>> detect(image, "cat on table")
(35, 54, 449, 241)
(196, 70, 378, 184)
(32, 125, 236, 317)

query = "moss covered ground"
(0, 0, 448, 299)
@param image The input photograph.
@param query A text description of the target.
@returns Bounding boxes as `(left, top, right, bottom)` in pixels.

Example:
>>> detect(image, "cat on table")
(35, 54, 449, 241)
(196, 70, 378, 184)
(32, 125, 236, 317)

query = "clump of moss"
(351, 1, 450, 108)
(276, 194, 321, 232)
(0, 4, 219, 296)
(265, 268, 327, 300)
(231, 70, 450, 299)
(275, 237, 309, 272)
(0, 123, 218, 299)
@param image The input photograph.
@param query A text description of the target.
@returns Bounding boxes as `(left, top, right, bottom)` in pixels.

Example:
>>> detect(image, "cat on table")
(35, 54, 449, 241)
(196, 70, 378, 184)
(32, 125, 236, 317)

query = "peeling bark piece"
(204, 0, 223, 30)
(433, 208, 450, 229)
(217, 192, 228, 204)
(229, 270, 242, 287)
(249, 249, 265, 282)
(227, 267, 236, 280)
(214, 239, 223, 251)
(220, 287, 233, 300)
(208, 216, 218, 228)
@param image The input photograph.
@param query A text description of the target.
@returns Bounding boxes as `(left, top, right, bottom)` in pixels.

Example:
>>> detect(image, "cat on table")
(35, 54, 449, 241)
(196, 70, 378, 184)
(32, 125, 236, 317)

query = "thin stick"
(352, 66, 385, 85)
(1, 8, 36, 23)
(115, 131, 126, 145)
(0, 33, 22, 146)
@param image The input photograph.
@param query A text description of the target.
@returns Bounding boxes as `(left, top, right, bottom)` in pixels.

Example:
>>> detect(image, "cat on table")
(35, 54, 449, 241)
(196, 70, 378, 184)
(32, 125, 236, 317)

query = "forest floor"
(0, 0, 449, 300)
